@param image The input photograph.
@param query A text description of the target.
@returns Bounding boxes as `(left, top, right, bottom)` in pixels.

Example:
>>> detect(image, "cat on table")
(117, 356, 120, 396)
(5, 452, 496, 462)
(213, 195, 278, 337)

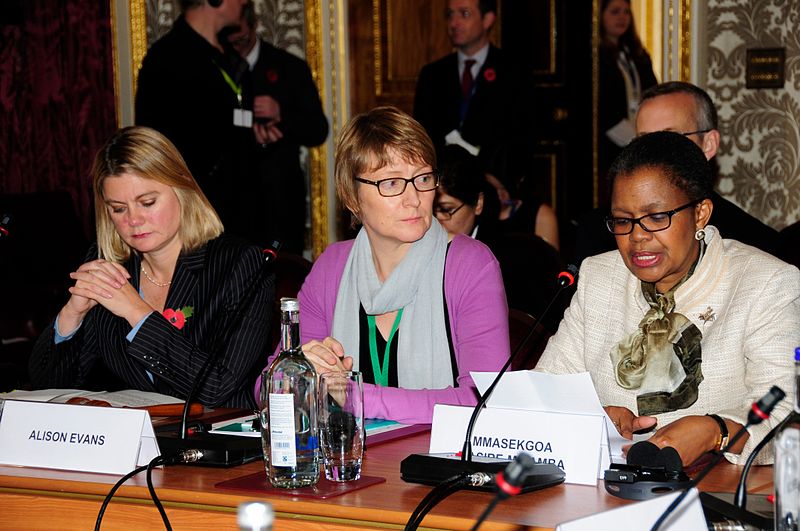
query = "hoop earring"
(695, 228, 706, 241)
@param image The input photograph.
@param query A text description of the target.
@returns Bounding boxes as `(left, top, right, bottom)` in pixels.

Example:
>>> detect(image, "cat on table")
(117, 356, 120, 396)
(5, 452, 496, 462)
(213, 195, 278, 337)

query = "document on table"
(470, 371, 632, 458)
(0, 389, 183, 408)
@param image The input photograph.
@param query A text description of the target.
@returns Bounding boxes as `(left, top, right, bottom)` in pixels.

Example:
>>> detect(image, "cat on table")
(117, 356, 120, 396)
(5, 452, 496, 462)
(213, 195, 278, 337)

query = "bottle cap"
(795, 347, 800, 362)
(280, 297, 299, 312)
(237, 501, 274, 530)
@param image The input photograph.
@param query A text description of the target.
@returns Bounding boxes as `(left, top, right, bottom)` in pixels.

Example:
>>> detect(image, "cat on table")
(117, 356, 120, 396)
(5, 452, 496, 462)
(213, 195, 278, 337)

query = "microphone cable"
(95, 450, 203, 531)
(470, 453, 537, 531)
(404, 472, 491, 531)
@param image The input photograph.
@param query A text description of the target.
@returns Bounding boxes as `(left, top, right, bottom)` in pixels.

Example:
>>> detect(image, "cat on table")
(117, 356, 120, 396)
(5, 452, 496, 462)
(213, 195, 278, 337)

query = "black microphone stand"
(157, 240, 280, 466)
(400, 266, 577, 496)
(651, 386, 786, 531)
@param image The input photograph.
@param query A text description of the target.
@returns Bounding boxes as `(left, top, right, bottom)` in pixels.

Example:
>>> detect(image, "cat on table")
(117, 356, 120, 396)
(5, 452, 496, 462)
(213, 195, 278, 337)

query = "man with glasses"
(576, 81, 779, 263)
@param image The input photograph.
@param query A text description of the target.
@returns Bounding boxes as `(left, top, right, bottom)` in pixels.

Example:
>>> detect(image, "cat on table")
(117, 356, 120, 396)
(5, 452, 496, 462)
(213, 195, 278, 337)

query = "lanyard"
(366, 308, 403, 387)
(216, 64, 242, 107)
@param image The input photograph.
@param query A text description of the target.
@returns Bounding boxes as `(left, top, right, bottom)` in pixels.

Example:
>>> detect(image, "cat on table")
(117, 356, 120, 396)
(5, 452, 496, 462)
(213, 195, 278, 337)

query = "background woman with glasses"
(537, 131, 799, 467)
(255, 107, 509, 423)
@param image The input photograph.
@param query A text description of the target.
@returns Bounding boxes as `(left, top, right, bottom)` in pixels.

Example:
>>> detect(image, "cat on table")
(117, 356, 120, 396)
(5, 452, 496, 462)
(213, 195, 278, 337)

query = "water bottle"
(774, 347, 800, 531)
(237, 501, 274, 531)
(260, 298, 319, 488)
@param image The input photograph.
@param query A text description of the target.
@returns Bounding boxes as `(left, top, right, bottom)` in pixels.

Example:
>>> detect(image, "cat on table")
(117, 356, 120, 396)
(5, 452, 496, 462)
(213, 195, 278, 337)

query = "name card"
(0, 399, 160, 475)
(429, 404, 607, 486)
(556, 488, 706, 530)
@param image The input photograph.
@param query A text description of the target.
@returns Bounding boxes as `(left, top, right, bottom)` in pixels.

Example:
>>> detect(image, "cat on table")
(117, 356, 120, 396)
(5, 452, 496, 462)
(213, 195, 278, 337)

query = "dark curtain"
(0, 0, 116, 237)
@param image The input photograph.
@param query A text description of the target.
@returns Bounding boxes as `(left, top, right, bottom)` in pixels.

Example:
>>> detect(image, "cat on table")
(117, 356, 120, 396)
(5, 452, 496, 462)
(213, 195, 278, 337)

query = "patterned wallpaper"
(144, 0, 306, 59)
(705, 0, 800, 229)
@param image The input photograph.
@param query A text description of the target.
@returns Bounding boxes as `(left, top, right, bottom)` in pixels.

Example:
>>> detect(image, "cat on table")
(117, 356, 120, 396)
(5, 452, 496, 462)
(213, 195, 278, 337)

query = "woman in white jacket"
(537, 131, 799, 466)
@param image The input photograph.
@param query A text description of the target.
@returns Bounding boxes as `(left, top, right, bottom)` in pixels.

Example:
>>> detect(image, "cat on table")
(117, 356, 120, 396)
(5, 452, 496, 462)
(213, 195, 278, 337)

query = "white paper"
(0, 400, 159, 474)
(557, 488, 707, 530)
(430, 404, 604, 485)
(0, 388, 182, 408)
(471, 371, 630, 458)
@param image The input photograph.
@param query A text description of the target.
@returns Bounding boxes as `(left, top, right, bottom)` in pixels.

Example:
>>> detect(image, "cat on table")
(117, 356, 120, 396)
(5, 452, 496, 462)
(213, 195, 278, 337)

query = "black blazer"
(30, 235, 275, 409)
(413, 45, 529, 165)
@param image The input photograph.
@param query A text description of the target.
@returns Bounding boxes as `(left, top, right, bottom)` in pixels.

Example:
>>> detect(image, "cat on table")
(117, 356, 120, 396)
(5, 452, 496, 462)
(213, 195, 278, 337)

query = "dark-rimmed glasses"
(434, 202, 466, 220)
(605, 200, 700, 235)
(355, 171, 440, 197)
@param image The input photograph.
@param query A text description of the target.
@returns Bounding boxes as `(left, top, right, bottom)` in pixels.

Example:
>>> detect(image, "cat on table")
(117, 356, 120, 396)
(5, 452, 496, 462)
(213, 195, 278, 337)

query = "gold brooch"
(699, 307, 716, 323)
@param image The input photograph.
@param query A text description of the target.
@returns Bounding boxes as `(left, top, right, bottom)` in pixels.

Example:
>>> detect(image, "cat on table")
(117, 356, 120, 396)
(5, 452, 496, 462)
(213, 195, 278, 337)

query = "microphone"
(0, 213, 11, 239)
(156, 240, 280, 466)
(400, 265, 578, 492)
(651, 386, 786, 531)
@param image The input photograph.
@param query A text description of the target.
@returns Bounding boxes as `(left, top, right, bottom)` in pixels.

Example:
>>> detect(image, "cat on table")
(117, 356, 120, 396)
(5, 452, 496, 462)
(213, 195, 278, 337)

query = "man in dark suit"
(413, 0, 527, 168)
(228, 2, 328, 254)
(136, 0, 259, 245)
(575, 81, 780, 263)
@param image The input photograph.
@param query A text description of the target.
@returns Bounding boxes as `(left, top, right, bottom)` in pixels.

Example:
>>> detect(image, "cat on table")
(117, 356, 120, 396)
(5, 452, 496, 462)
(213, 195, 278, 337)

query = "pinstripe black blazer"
(30, 235, 275, 409)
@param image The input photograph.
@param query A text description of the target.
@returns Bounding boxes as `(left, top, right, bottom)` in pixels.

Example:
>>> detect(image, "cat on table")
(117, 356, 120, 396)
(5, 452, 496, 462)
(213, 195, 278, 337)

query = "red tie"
(461, 59, 476, 100)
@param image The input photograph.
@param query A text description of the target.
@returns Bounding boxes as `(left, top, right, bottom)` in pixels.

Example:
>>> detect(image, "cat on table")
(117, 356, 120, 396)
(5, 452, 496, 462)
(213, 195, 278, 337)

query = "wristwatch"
(707, 414, 729, 452)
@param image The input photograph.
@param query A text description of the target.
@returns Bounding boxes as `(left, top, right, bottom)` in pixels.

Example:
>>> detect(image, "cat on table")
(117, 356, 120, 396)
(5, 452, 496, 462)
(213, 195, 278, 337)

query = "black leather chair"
(508, 308, 553, 371)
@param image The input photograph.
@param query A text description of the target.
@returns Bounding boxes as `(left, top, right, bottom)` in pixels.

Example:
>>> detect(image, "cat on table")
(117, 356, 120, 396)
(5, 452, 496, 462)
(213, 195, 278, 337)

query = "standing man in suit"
(227, 2, 328, 254)
(136, 0, 262, 245)
(575, 81, 780, 262)
(413, 0, 528, 168)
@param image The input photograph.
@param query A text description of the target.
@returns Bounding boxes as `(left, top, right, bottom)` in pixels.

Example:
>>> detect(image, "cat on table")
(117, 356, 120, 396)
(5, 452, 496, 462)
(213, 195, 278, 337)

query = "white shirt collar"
(244, 38, 260, 70)
(457, 43, 490, 73)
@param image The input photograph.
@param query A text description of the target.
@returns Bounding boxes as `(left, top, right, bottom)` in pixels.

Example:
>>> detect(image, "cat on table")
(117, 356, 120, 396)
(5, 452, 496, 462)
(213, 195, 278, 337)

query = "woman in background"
(598, 0, 657, 201)
(30, 126, 273, 408)
(256, 107, 508, 424)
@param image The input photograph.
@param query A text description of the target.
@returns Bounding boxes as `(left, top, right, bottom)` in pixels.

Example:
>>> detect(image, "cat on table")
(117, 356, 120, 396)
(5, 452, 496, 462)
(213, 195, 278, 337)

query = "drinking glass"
(318, 371, 364, 482)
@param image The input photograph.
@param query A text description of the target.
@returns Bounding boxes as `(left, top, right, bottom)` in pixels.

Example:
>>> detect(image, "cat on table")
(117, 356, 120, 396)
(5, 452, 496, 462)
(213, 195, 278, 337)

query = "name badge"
(233, 108, 253, 128)
(429, 404, 607, 486)
(0, 400, 160, 475)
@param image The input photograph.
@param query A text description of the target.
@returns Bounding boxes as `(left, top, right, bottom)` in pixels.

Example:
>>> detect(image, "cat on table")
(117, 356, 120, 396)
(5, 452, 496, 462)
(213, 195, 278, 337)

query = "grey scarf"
(331, 221, 453, 389)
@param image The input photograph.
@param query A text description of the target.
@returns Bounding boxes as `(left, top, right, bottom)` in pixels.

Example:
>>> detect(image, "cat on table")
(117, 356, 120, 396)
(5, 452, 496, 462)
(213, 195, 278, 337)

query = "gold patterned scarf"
(610, 246, 705, 416)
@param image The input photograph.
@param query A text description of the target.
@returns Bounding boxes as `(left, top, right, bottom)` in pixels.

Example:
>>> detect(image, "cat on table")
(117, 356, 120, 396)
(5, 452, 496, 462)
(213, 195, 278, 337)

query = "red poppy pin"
(266, 69, 279, 83)
(162, 306, 193, 330)
(483, 68, 496, 82)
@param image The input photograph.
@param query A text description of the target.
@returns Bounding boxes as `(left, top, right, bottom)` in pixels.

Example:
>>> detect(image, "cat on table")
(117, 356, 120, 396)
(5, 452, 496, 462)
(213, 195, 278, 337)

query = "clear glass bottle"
(237, 501, 274, 531)
(260, 298, 319, 488)
(774, 347, 800, 531)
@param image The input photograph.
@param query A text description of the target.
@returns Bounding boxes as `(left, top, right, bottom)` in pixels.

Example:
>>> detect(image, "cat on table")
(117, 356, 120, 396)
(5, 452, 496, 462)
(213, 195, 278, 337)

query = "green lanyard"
(216, 64, 242, 107)
(366, 309, 403, 387)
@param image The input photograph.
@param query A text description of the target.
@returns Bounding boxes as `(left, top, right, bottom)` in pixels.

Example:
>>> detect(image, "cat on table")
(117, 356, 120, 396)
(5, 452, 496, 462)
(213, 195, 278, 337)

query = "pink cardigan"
(255, 234, 509, 423)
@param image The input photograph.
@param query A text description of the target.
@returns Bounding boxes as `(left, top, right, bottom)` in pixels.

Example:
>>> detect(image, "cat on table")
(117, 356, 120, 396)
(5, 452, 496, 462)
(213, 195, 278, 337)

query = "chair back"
(508, 307, 553, 371)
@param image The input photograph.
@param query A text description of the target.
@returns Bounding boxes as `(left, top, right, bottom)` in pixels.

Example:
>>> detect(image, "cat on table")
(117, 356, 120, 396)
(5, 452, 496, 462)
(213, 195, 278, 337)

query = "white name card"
(0, 400, 160, 475)
(429, 404, 607, 486)
(556, 488, 707, 530)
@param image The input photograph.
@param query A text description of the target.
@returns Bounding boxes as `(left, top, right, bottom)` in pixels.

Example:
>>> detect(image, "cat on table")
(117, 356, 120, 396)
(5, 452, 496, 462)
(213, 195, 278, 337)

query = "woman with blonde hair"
(255, 107, 508, 424)
(31, 126, 273, 408)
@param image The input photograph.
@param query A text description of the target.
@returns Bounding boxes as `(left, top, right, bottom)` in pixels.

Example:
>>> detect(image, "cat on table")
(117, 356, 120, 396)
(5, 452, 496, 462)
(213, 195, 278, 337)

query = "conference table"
(0, 426, 773, 530)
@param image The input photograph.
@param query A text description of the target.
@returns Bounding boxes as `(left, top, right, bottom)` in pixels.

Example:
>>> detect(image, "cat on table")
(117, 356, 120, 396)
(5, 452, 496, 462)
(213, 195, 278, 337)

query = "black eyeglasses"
(355, 171, 440, 197)
(605, 200, 700, 235)
(434, 202, 466, 220)
(681, 129, 711, 137)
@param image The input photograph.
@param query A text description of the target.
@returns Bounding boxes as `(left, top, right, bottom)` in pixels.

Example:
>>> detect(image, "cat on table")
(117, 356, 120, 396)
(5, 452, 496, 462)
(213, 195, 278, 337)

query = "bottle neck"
(280, 309, 301, 352)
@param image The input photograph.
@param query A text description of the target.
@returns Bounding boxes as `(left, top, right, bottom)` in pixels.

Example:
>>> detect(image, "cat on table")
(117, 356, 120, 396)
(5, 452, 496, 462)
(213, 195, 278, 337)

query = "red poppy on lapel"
(266, 69, 279, 83)
(162, 306, 193, 330)
(483, 68, 496, 82)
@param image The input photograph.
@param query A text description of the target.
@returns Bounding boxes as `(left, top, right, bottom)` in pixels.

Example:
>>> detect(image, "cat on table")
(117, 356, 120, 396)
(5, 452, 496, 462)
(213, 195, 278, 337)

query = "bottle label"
(268, 393, 297, 467)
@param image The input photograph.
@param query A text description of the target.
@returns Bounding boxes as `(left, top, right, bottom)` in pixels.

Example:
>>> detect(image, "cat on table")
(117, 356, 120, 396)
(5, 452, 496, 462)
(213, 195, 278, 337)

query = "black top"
(357, 305, 399, 388)
(29, 235, 275, 409)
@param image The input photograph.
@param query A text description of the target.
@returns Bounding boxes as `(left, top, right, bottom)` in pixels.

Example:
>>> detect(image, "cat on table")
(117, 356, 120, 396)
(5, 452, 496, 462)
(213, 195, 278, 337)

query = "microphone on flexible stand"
(650, 386, 786, 531)
(0, 213, 12, 239)
(400, 264, 578, 491)
(156, 239, 281, 466)
(700, 409, 798, 529)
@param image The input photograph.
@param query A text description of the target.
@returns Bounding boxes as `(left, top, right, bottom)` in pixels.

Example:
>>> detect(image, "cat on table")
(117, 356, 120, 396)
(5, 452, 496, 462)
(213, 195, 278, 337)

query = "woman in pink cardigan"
(256, 107, 509, 423)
